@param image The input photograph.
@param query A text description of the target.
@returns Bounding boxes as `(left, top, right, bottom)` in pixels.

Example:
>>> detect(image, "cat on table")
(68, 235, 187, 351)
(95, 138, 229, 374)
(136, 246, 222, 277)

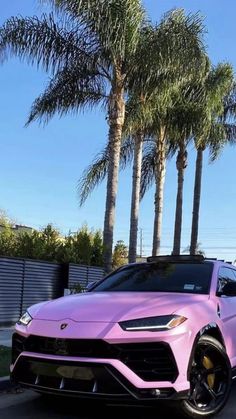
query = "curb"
(0, 376, 12, 391)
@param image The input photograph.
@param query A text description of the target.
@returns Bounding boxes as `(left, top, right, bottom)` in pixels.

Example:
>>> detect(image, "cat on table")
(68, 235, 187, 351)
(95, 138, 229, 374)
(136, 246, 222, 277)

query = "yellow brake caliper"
(203, 356, 215, 388)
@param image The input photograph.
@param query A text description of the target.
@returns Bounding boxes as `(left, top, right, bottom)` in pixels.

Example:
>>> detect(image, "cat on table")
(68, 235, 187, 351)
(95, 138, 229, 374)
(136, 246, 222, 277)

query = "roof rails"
(146, 255, 233, 264)
(205, 258, 233, 264)
(147, 255, 204, 263)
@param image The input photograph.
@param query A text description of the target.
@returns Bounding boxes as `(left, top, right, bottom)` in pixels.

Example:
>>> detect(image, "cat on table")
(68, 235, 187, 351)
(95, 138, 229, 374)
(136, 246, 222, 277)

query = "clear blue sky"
(0, 0, 236, 260)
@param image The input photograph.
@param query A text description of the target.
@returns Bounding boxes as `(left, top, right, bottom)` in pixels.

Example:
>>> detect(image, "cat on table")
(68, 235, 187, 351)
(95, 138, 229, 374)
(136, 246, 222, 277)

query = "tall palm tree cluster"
(0, 1, 236, 272)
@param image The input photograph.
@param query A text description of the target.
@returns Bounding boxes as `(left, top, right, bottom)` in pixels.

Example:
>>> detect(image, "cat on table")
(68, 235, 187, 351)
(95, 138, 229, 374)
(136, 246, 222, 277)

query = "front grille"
(12, 333, 25, 363)
(12, 334, 119, 360)
(116, 342, 178, 382)
(12, 333, 178, 382)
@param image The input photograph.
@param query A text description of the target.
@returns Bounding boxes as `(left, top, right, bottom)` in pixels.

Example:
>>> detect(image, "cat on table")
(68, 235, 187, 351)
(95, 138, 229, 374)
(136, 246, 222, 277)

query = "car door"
(217, 266, 236, 360)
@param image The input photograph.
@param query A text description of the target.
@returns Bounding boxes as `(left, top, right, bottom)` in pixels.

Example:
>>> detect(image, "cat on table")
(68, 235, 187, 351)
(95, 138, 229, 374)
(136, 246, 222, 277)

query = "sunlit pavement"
(0, 384, 236, 419)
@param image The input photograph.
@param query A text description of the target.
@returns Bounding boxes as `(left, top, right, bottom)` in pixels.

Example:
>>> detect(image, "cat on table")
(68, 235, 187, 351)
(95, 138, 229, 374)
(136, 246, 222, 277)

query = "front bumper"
(11, 326, 192, 401)
(11, 355, 188, 402)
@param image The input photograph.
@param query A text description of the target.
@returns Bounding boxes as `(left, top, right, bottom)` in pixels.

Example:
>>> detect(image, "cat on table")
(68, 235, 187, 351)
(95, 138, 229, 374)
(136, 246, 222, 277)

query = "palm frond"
(0, 13, 96, 74)
(207, 122, 227, 162)
(26, 64, 106, 125)
(205, 63, 233, 112)
(119, 136, 135, 170)
(78, 136, 134, 206)
(49, 0, 146, 59)
(223, 123, 236, 145)
(140, 141, 156, 199)
(223, 82, 236, 120)
(197, 74, 236, 158)
(131, 9, 208, 93)
(78, 145, 109, 207)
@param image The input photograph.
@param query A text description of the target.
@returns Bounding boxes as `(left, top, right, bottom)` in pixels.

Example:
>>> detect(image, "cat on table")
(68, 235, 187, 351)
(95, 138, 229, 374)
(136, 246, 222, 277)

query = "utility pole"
(140, 228, 143, 259)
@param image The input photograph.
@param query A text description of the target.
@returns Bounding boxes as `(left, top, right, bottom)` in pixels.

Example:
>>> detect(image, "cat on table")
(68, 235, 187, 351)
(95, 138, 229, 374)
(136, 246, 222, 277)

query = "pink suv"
(11, 255, 236, 417)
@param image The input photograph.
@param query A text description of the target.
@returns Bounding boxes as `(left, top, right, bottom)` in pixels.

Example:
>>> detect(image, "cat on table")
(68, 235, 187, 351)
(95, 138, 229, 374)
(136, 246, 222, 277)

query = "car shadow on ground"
(29, 381, 236, 419)
(1, 383, 236, 419)
(32, 396, 181, 419)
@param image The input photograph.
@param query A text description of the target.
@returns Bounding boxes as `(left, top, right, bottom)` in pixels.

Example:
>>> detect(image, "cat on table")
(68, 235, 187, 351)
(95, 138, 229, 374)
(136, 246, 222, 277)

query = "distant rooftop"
(0, 224, 33, 233)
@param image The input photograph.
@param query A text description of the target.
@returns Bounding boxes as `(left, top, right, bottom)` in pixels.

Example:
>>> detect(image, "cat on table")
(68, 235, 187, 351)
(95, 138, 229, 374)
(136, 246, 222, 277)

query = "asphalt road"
(0, 385, 236, 419)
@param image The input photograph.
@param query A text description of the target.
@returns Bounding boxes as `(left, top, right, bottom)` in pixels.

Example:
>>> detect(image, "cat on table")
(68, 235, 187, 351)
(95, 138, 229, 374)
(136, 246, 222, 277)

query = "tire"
(176, 335, 232, 418)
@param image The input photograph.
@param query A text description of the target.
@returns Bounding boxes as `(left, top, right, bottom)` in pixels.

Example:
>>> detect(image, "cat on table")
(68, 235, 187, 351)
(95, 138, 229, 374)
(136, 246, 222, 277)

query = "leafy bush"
(0, 226, 18, 256)
(0, 346, 11, 377)
(112, 240, 128, 269)
(0, 223, 104, 266)
(0, 214, 129, 269)
(69, 283, 83, 294)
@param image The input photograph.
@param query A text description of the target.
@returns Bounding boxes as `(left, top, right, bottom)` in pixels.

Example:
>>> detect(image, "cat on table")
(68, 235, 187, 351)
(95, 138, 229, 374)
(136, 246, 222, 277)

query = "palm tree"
(0, 4, 207, 272)
(0, 0, 145, 273)
(190, 73, 236, 255)
(140, 91, 203, 256)
(78, 94, 147, 265)
(152, 125, 167, 256)
(139, 136, 166, 256)
(140, 121, 176, 256)
(123, 92, 172, 262)
(128, 132, 143, 262)
(170, 97, 204, 255)
(141, 54, 209, 258)
(124, 97, 147, 263)
(78, 84, 198, 263)
(170, 64, 233, 255)
(172, 143, 188, 255)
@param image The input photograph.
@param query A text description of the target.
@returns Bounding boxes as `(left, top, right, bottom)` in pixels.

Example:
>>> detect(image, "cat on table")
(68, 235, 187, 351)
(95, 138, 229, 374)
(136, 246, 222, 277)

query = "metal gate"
(0, 257, 104, 326)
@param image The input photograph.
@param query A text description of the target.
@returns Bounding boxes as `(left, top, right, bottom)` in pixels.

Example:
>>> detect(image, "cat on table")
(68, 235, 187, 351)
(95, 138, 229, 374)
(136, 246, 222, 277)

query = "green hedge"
(0, 346, 11, 377)
(0, 224, 103, 266)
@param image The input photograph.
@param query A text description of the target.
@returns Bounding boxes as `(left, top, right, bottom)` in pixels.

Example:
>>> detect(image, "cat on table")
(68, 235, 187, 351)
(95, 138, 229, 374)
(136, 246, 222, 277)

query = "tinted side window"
(218, 267, 236, 293)
(218, 268, 236, 282)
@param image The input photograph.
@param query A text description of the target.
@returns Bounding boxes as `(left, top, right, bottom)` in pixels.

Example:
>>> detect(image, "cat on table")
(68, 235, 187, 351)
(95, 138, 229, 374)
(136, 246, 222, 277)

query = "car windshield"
(92, 262, 213, 294)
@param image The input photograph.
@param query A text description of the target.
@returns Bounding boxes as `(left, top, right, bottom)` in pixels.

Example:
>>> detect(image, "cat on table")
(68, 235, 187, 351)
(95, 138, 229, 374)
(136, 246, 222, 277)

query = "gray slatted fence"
(0, 257, 104, 326)
(0, 258, 24, 326)
(68, 264, 104, 289)
(22, 260, 62, 314)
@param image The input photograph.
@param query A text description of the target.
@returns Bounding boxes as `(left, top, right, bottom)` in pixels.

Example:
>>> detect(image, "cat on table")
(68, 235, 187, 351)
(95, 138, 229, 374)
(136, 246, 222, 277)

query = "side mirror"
(221, 281, 236, 297)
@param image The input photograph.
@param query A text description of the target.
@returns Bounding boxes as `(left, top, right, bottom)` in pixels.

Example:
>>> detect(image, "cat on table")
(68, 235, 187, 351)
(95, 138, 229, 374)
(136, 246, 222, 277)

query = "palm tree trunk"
(152, 127, 166, 256)
(190, 148, 203, 255)
(103, 81, 125, 274)
(172, 142, 188, 255)
(128, 132, 143, 263)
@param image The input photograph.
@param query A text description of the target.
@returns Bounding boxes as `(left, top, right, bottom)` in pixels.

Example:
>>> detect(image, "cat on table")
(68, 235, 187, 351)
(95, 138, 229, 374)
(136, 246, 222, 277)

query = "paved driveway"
(0, 386, 236, 419)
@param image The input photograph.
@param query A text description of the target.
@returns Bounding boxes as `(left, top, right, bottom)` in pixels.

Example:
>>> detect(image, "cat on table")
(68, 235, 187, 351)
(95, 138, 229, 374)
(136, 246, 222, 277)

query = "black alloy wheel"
(177, 335, 232, 418)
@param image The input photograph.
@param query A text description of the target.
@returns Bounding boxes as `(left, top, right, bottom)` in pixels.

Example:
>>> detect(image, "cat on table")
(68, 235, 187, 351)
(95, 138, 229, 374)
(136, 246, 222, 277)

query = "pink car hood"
(30, 292, 209, 323)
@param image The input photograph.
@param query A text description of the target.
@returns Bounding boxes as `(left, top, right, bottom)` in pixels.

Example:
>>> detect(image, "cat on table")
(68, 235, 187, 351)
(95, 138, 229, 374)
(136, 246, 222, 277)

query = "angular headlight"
(18, 311, 32, 326)
(119, 315, 187, 332)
